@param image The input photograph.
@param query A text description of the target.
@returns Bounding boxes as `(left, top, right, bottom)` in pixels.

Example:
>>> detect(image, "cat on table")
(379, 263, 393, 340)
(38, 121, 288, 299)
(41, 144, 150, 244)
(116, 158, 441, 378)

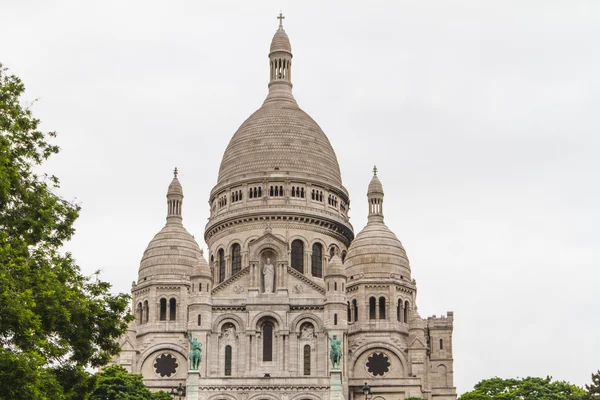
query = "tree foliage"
(90, 365, 172, 400)
(585, 370, 600, 398)
(0, 64, 133, 399)
(459, 376, 586, 400)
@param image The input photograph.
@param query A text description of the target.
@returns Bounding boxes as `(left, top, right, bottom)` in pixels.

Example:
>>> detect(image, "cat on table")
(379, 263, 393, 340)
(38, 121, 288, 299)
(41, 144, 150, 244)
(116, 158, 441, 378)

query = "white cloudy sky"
(2, 0, 599, 394)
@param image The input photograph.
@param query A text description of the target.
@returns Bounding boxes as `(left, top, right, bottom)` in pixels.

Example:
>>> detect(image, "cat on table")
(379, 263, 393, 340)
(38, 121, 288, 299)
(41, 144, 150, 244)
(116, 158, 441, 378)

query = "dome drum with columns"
(113, 15, 456, 400)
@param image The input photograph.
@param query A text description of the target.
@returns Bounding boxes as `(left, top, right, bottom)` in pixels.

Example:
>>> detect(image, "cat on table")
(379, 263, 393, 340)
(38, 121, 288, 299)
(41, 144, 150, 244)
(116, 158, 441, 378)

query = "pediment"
(287, 266, 326, 295)
(120, 337, 135, 351)
(408, 336, 426, 349)
(211, 266, 250, 296)
(248, 232, 288, 262)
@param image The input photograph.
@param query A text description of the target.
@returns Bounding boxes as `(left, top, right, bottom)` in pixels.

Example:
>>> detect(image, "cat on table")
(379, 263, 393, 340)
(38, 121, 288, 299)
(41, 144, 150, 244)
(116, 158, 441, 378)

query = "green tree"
(89, 365, 174, 400)
(584, 370, 600, 399)
(152, 391, 174, 400)
(90, 365, 153, 400)
(459, 376, 586, 400)
(0, 63, 133, 399)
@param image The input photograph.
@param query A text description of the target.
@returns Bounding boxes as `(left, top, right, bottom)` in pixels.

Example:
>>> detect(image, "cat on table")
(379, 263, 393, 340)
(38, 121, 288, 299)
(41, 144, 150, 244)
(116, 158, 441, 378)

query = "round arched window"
(154, 353, 179, 377)
(366, 352, 390, 376)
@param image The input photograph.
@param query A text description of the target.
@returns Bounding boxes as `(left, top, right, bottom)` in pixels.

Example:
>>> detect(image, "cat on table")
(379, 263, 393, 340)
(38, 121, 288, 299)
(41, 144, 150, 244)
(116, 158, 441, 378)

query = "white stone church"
(113, 16, 456, 400)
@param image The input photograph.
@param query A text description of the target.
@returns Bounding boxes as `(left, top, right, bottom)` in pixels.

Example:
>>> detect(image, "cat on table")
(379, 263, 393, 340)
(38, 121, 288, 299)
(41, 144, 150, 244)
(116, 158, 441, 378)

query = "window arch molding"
(226, 239, 244, 253)
(138, 345, 188, 375)
(250, 311, 284, 330)
(290, 313, 324, 334)
(212, 314, 246, 333)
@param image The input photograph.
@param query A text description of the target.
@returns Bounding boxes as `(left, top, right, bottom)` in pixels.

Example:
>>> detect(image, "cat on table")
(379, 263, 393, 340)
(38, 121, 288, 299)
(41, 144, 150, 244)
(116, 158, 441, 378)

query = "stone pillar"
(330, 370, 345, 400)
(186, 370, 200, 400)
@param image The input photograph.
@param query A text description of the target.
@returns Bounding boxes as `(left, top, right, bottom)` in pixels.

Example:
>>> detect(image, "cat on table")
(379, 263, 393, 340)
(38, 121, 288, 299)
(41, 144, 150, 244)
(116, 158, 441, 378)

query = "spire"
(367, 166, 384, 223)
(166, 167, 184, 224)
(266, 12, 295, 102)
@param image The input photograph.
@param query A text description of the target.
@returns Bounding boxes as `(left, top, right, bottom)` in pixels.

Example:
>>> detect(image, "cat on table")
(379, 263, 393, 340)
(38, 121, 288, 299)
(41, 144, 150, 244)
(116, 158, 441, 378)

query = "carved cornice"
(287, 267, 325, 295)
(205, 212, 353, 246)
(211, 266, 250, 295)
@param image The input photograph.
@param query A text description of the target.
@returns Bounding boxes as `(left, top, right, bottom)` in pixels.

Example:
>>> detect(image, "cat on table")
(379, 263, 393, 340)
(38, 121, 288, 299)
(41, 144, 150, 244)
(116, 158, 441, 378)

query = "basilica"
(113, 16, 456, 400)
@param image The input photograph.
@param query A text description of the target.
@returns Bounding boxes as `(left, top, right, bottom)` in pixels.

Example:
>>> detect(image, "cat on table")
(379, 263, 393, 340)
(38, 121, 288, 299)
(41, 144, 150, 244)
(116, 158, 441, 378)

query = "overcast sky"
(2, 0, 599, 394)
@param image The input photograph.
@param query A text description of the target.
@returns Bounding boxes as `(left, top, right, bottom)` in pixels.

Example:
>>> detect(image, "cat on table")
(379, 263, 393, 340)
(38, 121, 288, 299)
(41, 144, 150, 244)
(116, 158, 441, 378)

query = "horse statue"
(187, 333, 202, 370)
(330, 335, 342, 369)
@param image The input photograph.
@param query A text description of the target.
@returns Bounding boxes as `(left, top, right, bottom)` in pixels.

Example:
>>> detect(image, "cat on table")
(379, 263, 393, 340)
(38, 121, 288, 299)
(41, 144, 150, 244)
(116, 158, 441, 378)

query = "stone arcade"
(113, 16, 457, 400)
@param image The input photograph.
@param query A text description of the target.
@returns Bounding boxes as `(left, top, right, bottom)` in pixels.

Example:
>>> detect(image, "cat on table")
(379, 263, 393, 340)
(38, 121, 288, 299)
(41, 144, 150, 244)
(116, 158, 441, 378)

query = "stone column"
(186, 370, 200, 400)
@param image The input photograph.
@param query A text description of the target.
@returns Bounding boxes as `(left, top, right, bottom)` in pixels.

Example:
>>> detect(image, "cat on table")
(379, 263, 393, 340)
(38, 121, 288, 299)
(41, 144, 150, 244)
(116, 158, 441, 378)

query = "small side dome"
(345, 168, 411, 279)
(326, 251, 345, 277)
(138, 169, 205, 281)
(344, 222, 410, 279)
(192, 249, 212, 279)
(138, 223, 202, 280)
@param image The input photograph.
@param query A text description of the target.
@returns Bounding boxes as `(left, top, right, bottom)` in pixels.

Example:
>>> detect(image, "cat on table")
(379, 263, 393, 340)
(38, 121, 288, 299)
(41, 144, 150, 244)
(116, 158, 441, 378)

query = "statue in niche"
(262, 257, 274, 293)
(300, 323, 314, 339)
(223, 323, 236, 339)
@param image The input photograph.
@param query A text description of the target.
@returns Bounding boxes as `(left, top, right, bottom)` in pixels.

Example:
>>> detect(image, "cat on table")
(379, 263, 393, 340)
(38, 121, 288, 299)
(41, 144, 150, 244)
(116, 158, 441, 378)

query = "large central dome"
(217, 100, 342, 186)
(215, 24, 342, 188)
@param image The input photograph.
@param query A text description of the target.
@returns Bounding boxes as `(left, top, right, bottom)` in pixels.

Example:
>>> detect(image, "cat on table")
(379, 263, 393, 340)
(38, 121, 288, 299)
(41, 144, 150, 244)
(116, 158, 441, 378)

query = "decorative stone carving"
(293, 284, 304, 293)
(233, 285, 244, 294)
(300, 323, 314, 339)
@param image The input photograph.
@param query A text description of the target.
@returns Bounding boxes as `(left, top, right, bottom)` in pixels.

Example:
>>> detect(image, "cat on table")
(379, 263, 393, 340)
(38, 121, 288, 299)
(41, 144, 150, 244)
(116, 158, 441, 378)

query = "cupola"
(345, 168, 411, 280)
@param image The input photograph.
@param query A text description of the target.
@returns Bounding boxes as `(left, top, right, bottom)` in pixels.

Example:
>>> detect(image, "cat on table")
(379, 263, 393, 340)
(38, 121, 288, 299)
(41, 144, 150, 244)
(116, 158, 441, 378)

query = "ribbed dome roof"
(270, 28, 291, 53)
(138, 223, 205, 280)
(217, 99, 342, 186)
(344, 221, 411, 279)
(326, 253, 344, 276)
(368, 174, 384, 195)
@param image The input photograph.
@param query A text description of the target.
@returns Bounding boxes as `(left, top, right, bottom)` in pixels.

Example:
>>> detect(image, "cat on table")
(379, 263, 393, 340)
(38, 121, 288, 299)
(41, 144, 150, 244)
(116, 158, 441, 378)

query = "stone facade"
(113, 16, 456, 400)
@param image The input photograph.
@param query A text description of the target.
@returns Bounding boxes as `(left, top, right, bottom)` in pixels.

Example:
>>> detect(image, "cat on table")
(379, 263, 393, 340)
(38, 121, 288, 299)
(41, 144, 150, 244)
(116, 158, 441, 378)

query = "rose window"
(366, 352, 390, 376)
(154, 353, 178, 377)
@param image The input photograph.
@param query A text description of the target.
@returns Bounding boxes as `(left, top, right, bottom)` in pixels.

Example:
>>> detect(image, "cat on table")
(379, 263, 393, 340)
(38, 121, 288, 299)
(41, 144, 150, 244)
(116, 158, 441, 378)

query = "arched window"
(197, 314, 202, 326)
(303, 344, 311, 375)
(292, 186, 296, 197)
(218, 249, 225, 283)
(397, 299, 402, 321)
(263, 322, 273, 362)
(353, 299, 358, 322)
(258, 187, 262, 197)
(270, 186, 274, 196)
(249, 188, 253, 198)
(279, 185, 283, 195)
(440, 338, 444, 350)
(334, 313, 338, 325)
(136, 302, 142, 323)
(311, 243, 323, 278)
(225, 345, 232, 376)
(291, 240, 304, 273)
(341, 251, 347, 263)
(159, 298, 167, 321)
(404, 300, 410, 322)
(231, 244, 241, 275)
(169, 298, 176, 321)
(143, 300, 149, 323)
(369, 297, 376, 320)
(347, 302, 352, 322)
(379, 296, 386, 319)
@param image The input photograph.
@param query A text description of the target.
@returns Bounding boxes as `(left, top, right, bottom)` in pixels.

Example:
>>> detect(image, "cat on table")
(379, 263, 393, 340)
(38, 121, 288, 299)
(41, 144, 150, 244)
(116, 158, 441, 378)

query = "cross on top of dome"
(277, 12, 285, 28)
(373, 165, 378, 176)
(173, 167, 178, 178)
